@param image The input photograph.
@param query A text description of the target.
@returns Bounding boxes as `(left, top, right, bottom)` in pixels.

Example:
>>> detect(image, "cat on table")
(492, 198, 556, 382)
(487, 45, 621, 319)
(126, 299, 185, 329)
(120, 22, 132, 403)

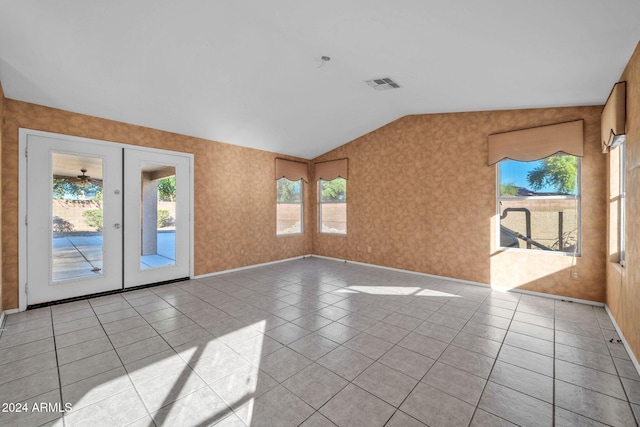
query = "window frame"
(496, 155, 582, 256)
(276, 177, 304, 236)
(318, 178, 347, 235)
(620, 142, 626, 267)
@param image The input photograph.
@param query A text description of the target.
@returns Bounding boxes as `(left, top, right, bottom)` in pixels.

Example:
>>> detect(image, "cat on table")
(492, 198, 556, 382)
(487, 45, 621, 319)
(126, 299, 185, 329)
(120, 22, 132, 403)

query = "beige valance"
(275, 158, 308, 182)
(601, 81, 626, 153)
(487, 120, 584, 165)
(315, 158, 348, 180)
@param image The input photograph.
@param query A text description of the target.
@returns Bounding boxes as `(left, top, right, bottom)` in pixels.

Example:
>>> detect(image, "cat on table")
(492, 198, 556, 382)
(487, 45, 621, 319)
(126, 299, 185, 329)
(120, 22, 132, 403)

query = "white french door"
(123, 149, 190, 288)
(23, 131, 192, 306)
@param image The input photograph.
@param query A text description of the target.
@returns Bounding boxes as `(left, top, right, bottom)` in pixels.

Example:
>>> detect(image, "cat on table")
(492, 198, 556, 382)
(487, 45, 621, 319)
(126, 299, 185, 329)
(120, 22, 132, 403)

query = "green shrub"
(52, 216, 74, 233)
(83, 209, 103, 231)
(157, 210, 173, 228)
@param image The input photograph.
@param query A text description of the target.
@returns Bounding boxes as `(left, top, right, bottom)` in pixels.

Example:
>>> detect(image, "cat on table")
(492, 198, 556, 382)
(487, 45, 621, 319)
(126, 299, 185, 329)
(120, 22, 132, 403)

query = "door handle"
(114, 223, 121, 229)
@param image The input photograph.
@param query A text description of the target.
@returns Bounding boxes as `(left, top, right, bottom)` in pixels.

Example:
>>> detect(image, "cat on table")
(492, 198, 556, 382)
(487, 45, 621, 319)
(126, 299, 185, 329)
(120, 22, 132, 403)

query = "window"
(319, 178, 346, 234)
(276, 178, 303, 235)
(620, 142, 626, 266)
(498, 153, 580, 254)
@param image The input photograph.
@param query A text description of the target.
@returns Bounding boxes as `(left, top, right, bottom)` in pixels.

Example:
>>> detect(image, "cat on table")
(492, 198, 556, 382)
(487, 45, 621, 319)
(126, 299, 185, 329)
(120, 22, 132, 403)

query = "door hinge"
(25, 147, 28, 158)
(25, 282, 28, 295)
(25, 215, 28, 226)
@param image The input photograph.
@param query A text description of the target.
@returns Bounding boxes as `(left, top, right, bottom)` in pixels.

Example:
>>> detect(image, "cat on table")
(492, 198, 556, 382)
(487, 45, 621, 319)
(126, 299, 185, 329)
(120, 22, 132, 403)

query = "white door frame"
(18, 128, 195, 311)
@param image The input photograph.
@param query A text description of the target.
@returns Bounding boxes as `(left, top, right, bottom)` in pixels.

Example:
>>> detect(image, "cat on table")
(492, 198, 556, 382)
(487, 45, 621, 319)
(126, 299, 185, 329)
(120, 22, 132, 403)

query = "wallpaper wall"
(311, 106, 606, 302)
(1, 99, 312, 310)
(607, 42, 640, 362)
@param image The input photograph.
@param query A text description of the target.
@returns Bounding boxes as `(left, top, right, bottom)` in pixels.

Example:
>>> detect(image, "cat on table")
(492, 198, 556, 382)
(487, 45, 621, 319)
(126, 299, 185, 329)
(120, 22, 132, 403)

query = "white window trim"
(318, 179, 347, 236)
(276, 178, 304, 236)
(496, 157, 582, 256)
(620, 143, 626, 267)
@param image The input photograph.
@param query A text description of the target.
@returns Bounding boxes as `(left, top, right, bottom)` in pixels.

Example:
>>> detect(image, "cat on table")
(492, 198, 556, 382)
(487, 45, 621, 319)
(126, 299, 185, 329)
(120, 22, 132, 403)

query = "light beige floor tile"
(343, 332, 394, 359)
(265, 322, 310, 345)
(96, 307, 139, 324)
(54, 316, 101, 336)
(503, 331, 554, 357)
(282, 363, 348, 409)
(320, 384, 395, 427)
(478, 381, 552, 427)
(288, 333, 339, 360)
(401, 382, 475, 427)
(317, 346, 374, 381)
(365, 322, 410, 344)
(109, 324, 158, 348)
(397, 332, 448, 359)
(378, 345, 435, 380)
(57, 336, 113, 365)
(497, 344, 553, 377)
(423, 361, 487, 405)
(470, 409, 518, 426)
(52, 308, 95, 325)
(161, 324, 212, 347)
(151, 387, 231, 426)
(413, 320, 458, 344)
(316, 322, 359, 344)
(229, 334, 283, 363)
(556, 359, 626, 400)
(0, 389, 63, 427)
(0, 326, 53, 349)
(135, 365, 207, 412)
(125, 348, 186, 385)
(59, 350, 122, 386)
(292, 314, 333, 331)
(0, 367, 59, 403)
(64, 388, 147, 427)
(259, 347, 312, 382)
(554, 408, 609, 427)
(248, 385, 314, 427)
(211, 364, 278, 409)
(489, 361, 553, 403)
(191, 349, 251, 384)
(555, 379, 636, 426)
(0, 351, 57, 385)
(439, 345, 495, 379)
(462, 321, 507, 342)
(115, 335, 171, 365)
(62, 367, 133, 412)
(0, 337, 54, 366)
(353, 362, 418, 407)
(385, 410, 427, 427)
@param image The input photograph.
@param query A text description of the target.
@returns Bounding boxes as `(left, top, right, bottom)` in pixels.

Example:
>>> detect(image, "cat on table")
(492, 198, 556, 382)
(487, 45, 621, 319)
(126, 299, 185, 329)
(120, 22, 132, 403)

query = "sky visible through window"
(500, 159, 577, 195)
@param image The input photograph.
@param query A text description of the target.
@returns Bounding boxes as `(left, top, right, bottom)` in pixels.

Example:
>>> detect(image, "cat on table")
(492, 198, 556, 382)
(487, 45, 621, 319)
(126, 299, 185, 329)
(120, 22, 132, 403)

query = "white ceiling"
(1, 1, 639, 159)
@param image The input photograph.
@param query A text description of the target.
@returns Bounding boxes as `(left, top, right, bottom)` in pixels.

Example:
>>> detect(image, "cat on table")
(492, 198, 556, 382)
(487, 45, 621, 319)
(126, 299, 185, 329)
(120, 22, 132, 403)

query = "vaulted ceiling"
(1, 1, 639, 159)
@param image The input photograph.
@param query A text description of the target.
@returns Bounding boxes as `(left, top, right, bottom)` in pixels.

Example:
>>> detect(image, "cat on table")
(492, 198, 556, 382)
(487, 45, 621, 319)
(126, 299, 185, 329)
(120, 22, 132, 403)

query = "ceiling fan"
(53, 169, 103, 187)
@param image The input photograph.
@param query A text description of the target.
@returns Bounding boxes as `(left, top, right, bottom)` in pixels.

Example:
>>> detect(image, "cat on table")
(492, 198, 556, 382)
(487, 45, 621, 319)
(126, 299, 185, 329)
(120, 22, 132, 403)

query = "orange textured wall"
(312, 106, 606, 302)
(1, 100, 312, 310)
(607, 42, 640, 362)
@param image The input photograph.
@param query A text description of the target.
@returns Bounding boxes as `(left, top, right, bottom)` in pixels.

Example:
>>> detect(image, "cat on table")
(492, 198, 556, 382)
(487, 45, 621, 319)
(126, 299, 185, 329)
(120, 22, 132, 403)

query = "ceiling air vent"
(365, 77, 401, 91)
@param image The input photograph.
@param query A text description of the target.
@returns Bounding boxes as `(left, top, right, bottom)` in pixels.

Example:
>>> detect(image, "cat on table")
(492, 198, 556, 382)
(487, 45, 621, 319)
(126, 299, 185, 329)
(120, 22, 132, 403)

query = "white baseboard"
(604, 305, 640, 377)
(0, 308, 20, 332)
(309, 255, 603, 306)
(194, 255, 313, 279)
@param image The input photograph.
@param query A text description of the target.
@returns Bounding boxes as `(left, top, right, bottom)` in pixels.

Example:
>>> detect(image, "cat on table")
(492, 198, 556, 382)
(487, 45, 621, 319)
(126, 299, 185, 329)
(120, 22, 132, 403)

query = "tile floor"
(1, 258, 639, 426)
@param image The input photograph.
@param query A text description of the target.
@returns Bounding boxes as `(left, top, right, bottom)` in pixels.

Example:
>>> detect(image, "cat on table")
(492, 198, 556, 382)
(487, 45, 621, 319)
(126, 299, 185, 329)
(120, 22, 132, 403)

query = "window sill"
(497, 247, 581, 257)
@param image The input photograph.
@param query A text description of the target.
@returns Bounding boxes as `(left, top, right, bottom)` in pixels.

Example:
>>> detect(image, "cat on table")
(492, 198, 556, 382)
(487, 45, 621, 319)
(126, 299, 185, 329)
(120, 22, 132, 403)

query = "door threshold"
(27, 277, 190, 310)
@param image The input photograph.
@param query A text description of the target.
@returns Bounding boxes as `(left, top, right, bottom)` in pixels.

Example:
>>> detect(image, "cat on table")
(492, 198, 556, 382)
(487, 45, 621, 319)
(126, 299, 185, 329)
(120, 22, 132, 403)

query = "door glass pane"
(140, 164, 176, 269)
(52, 153, 104, 281)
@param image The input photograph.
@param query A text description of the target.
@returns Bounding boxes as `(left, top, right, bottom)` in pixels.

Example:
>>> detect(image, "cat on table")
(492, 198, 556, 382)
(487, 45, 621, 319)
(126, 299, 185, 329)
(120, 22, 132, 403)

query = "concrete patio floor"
(52, 231, 176, 281)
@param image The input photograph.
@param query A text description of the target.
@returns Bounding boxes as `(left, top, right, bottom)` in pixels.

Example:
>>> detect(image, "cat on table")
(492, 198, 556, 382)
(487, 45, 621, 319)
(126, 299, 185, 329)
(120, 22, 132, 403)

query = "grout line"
(50, 308, 67, 427)
(466, 289, 521, 425)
